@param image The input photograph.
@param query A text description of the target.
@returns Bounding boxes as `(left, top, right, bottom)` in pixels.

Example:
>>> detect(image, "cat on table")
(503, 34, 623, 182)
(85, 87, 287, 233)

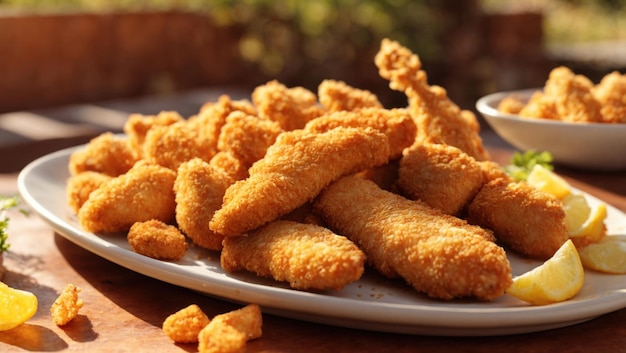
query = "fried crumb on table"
(50, 284, 84, 326)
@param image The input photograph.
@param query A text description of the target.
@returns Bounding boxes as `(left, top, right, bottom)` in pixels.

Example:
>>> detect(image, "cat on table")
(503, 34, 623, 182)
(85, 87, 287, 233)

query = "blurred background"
(0, 0, 625, 113)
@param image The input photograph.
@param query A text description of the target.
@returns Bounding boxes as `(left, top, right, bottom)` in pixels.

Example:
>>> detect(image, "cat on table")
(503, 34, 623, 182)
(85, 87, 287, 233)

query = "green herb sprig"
(1, 195, 25, 253)
(504, 150, 554, 181)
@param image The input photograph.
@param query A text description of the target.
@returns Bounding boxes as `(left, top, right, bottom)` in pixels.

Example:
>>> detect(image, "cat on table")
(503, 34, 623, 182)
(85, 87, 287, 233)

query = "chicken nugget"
(304, 107, 416, 159)
(142, 121, 214, 170)
(217, 111, 283, 168)
(78, 162, 176, 233)
(497, 96, 525, 115)
(198, 320, 246, 353)
(50, 284, 84, 326)
(127, 219, 187, 261)
(162, 304, 210, 343)
(317, 79, 383, 112)
(209, 304, 262, 341)
(593, 71, 626, 123)
(518, 91, 560, 120)
(68, 132, 137, 177)
(544, 66, 603, 123)
(313, 175, 511, 301)
(175, 158, 234, 251)
(210, 127, 391, 236)
(252, 80, 324, 131)
(375, 38, 489, 161)
(221, 221, 365, 291)
(467, 178, 568, 259)
(123, 111, 183, 159)
(66, 171, 113, 214)
(398, 143, 483, 215)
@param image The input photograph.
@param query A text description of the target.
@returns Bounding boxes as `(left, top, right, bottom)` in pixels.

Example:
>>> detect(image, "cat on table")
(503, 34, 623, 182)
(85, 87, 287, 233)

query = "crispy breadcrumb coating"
(210, 127, 391, 236)
(221, 221, 365, 291)
(209, 151, 249, 182)
(50, 284, 84, 326)
(519, 91, 560, 120)
(174, 158, 234, 251)
(398, 143, 483, 215)
(197, 304, 262, 353)
(467, 178, 569, 259)
(78, 162, 176, 233)
(313, 175, 511, 301)
(375, 38, 489, 161)
(544, 66, 603, 123)
(68, 132, 137, 177)
(162, 304, 210, 343)
(592, 71, 626, 123)
(123, 111, 183, 160)
(317, 79, 383, 112)
(252, 80, 324, 131)
(66, 171, 113, 214)
(142, 121, 214, 170)
(304, 107, 416, 159)
(497, 96, 525, 115)
(127, 219, 187, 261)
(209, 304, 262, 341)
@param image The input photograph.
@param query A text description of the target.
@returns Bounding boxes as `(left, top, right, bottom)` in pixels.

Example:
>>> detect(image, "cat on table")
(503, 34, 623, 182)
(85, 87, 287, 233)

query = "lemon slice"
(0, 282, 38, 331)
(578, 236, 626, 274)
(569, 202, 607, 248)
(562, 193, 591, 233)
(527, 164, 571, 200)
(506, 240, 584, 305)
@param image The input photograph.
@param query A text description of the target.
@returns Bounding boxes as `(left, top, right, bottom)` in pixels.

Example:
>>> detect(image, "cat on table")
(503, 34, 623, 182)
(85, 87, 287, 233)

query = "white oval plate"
(17, 146, 626, 336)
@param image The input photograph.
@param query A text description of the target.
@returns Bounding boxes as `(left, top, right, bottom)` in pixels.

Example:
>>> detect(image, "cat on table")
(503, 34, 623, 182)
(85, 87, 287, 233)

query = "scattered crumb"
(162, 304, 210, 343)
(50, 284, 84, 326)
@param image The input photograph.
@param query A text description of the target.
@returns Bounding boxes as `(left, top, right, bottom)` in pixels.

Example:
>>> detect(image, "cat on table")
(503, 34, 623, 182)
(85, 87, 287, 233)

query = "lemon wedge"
(578, 236, 626, 274)
(569, 202, 607, 248)
(562, 193, 591, 233)
(527, 164, 571, 200)
(0, 281, 38, 331)
(507, 239, 584, 305)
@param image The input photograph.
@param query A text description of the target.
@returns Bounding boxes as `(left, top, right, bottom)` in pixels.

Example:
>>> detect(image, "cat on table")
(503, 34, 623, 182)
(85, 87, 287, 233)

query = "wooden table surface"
(0, 90, 625, 352)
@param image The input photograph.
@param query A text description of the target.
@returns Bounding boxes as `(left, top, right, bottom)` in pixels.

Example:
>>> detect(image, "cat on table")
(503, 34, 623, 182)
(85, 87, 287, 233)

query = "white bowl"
(476, 88, 626, 171)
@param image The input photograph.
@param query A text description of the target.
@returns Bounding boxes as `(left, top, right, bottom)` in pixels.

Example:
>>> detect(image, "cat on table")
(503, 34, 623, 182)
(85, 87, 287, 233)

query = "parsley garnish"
(504, 150, 554, 181)
(1, 195, 25, 253)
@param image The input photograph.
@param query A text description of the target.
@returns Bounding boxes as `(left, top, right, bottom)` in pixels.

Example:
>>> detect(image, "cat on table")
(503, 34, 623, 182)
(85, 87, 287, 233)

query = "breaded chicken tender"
(375, 38, 489, 161)
(123, 111, 184, 159)
(142, 121, 214, 170)
(127, 219, 188, 260)
(66, 171, 113, 214)
(592, 71, 626, 123)
(189, 95, 258, 156)
(50, 284, 84, 326)
(304, 107, 416, 159)
(467, 178, 568, 259)
(544, 66, 603, 123)
(78, 162, 176, 233)
(221, 221, 365, 291)
(162, 304, 211, 343)
(252, 80, 324, 131)
(313, 175, 511, 301)
(175, 158, 234, 250)
(317, 79, 383, 112)
(398, 143, 483, 216)
(217, 111, 283, 168)
(210, 127, 391, 236)
(68, 132, 137, 177)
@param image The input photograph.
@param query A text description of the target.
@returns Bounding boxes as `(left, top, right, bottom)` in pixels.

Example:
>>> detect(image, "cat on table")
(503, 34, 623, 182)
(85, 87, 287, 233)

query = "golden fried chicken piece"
(174, 158, 234, 251)
(478, 160, 512, 184)
(593, 71, 626, 123)
(221, 220, 365, 291)
(78, 162, 176, 233)
(209, 127, 391, 237)
(497, 96, 525, 115)
(209, 304, 262, 341)
(313, 175, 511, 301)
(68, 132, 137, 177)
(317, 79, 383, 112)
(162, 304, 211, 344)
(467, 178, 569, 259)
(142, 121, 214, 170)
(356, 159, 400, 192)
(374, 38, 489, 161)
(304, 107, 416, 159)
(544, 66, 603, 123)
(50, 284, 84, 326)
(127, 219, 188, 260)
(198, 320, 246, 353)
(66, 171, 113, 214)
(252, 80, 324, 131)
(188, 95, 258, 156)
(398, 143, 483, 216)
(217, 111, 283, 168)
(209, 151, 249, 182)
(518, 91, 560, 120)
(123, 111, 184, 159)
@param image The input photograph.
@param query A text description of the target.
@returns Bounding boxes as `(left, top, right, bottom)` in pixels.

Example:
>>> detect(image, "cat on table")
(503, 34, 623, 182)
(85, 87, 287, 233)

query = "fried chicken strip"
(466, 178, 569, 259)
(68, 132, 137, 177)
(317, 79, 383, 112)
(221, 220, 365, 291)
(313, 175, 511, 301)
(210, 127, 390, 236)
(374, 38, 489, 161)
